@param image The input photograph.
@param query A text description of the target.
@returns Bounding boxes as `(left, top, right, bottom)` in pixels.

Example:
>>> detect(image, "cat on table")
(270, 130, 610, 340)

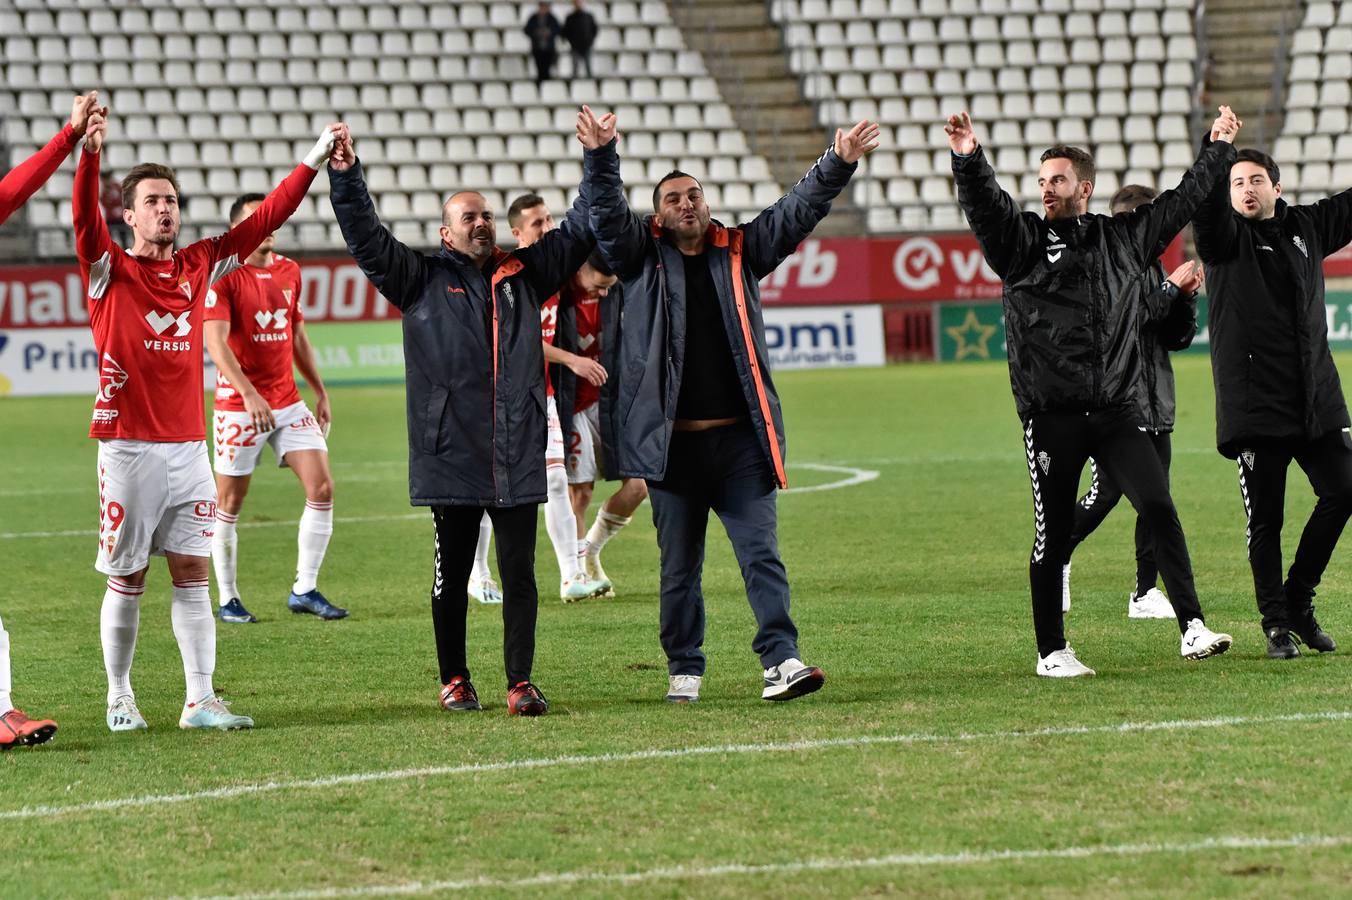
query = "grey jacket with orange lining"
(583, 139, 858, 487)
(330, 157, 594, 507)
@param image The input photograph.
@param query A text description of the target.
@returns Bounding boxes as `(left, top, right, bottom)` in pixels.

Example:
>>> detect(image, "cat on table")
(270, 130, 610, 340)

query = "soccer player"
(1192, 136, 1352, 659)
(205, 193, 345, 624)
(580, 107, 876, 703)
(1062, 185, 1205, 620)
(0, 90, 100, 749)
(75, 106, 341, 732)
(558, 254, 649, 599)
(328, 128, 596, 716)
(507, 193, 604, 601)
(948, 108, 1238, 676)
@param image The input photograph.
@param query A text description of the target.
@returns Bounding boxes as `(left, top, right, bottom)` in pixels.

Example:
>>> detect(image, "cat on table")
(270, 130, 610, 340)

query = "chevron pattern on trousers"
(1025, 420, 1047, 563)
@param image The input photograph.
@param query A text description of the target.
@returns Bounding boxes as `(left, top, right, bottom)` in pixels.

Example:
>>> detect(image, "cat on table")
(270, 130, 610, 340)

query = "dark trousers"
(646, 422, 799, 675)
(1024, 409, 1204, 656)
(1235, 429, 1352, 631)
(531, 48, 556, 85)
(570, 49, 593, 79)
(1070, 430, 1173, 595)
(429, 503, 539, 688)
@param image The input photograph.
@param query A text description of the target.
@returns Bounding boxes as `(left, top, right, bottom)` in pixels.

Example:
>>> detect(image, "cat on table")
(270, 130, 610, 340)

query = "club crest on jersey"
(500, 283, 515, 310)
(178, 279, 192, 299)
(1293, 235, 1308, 258)
(1037, 450, 1051, 474)
(145, 309, 192, 337)
(281, 288, 293, 306)
(97, 353, 129, 403)
(1241, 450, 1255, 470)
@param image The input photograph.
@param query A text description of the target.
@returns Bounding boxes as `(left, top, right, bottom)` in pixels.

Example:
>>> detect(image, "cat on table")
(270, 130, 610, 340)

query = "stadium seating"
(0, 0, 779, 256)
(1276, 1, 1352, 204)
(770, 0, 1203, 230)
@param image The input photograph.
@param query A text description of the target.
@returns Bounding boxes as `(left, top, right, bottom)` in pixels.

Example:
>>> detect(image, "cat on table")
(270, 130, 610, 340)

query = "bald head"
(439, 191, 496, 263)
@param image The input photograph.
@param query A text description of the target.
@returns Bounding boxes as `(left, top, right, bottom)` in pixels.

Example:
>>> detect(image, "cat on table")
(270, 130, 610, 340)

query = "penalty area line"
(4, 710, 1348, 823)
(188, 833, 1352, 898)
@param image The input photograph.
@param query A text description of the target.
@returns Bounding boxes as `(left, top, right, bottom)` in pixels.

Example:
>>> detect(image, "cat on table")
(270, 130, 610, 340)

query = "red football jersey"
(572, 292, 602, 412)
(540, 292, 560, 397)
(206, 255, 305, 411)
(74, 147, 317, 441)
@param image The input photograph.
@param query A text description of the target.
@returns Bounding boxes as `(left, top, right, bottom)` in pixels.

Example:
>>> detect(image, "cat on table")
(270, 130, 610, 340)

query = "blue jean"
(647, 421, 799, 675)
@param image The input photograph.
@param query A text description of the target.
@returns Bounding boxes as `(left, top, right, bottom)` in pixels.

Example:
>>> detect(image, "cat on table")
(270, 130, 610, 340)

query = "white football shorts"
(545, 394, 566, 461)
(95, 439, 216, 575)
(213, 400, 327, 476)
(566, 402, 601, 484)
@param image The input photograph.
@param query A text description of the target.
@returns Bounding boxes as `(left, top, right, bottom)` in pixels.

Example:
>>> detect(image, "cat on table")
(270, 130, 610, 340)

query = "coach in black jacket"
(1193, 143, 1352, 658)
(327, 130, 594, 716)
(949, 108, 1238, 676)
(578, 107, 878, 703)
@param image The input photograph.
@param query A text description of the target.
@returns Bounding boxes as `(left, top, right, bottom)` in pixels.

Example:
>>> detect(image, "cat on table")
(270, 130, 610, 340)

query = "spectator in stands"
(947, 108, 1240, 677)
(524, 3, 562, 86)
(577, 105, 879, 705)
(100, 171, 131, 245)
(1063, 184, 1205, 621)
(563, 0, 599, 80)
(1192, 133, 1352, 660)
(326, 127, 596, 717)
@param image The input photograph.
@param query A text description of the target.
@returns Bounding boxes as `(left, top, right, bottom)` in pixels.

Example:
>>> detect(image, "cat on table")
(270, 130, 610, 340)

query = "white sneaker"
(467, 576, 502, 605)
(1036, 645, 1095, 677)
(666, 674, 702, 703)
(179, 696, 254, 731)
(1128, 587, 1176, 620)
(762, 657, 825, 700)
(1181, 618, 1232, 660)
(1061, 563, 1072, 613)
(583, 547, 615, 599)
(560, 572, 604, 603)
(107, 696, 148, 732)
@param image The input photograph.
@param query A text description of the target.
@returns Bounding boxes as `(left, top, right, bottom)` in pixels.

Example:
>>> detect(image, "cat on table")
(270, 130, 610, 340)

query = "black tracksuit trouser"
(1234, 429, 1352, 631)
(1024, 408, 1204, 657)
(1070, 430, 1173, 596)
(429, 503, 540, 689)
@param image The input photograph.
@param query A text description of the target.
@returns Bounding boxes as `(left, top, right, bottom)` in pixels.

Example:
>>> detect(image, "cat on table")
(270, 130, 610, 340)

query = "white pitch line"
(188, 833, 1352, 900)
(4, 710, 1348, 823)
(0, 463, 878, 540)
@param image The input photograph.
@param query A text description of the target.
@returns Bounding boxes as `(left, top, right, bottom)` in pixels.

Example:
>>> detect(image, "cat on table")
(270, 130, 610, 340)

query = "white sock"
(471, 512, 492, 581)
(0, 614, 12, 716)
(171, 577, 216, 706)
(212, 509, 239, 605)
(545, 464, 580, 580)
(101, 577, 144, 705)
(586, 510, 632, 557)
(292, 499, 333, 595)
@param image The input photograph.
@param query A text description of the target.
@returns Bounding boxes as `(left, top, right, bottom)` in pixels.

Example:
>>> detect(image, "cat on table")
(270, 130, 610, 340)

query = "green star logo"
(945, 309, 999, 360)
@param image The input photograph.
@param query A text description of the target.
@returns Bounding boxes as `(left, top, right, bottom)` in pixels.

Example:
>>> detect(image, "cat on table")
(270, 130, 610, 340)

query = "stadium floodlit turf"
(3, 355, 1351, 897)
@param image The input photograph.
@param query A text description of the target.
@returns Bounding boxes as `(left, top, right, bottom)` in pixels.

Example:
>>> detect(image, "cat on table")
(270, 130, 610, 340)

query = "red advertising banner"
(1326, 242, 1352, 277)
(0, 233, 1228, 327)
(760, 234, 1187, 305)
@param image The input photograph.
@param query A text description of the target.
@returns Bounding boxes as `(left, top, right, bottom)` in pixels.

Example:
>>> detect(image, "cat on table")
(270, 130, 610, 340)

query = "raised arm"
(328, 136, 427, 312)
(72, 106, 117, 283)
(948, 112, 1038, 279)
(1129, 106, 1239, 265)
(517, 127, 597, 299)
(0, 92, 97, 224)
(209, 125, 341, 276)
(579, 107, 651, 279)
(1305, 186, 1352, 258)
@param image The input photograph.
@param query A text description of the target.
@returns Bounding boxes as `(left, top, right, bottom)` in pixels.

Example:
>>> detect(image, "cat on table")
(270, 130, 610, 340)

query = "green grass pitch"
(3, 354, 1351, 897)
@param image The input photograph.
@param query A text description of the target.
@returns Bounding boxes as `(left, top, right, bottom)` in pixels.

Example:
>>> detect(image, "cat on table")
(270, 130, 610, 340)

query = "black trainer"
(1291, 613, 1337, 653)
(1266, 627, 1300, 659)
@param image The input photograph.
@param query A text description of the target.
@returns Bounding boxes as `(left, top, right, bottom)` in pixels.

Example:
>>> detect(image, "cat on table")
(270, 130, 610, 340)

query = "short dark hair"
(1109, 184, 1157, 215)
(585, 249, 613, 275)
(652, 170, 701, 211)
(507, 192, 546, 229)
(121, 163, 181, 212)
(1234, 148, 1280, 185)
(1039, 145, 1096, 184)
(228, 192, 267, 225)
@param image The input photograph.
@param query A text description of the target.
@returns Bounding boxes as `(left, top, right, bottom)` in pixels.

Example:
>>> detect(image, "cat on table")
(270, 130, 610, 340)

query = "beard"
(1043, 198, 1078, 221)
